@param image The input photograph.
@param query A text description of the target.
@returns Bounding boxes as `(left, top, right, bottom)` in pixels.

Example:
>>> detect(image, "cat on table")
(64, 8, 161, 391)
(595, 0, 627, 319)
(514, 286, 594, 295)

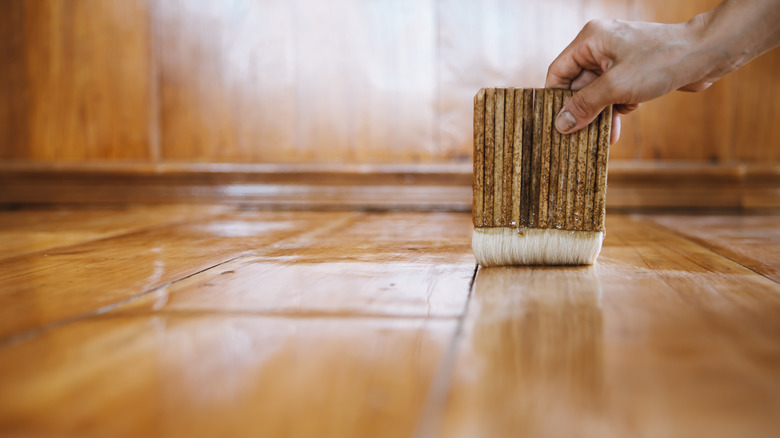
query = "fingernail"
(555, 110, 576, 133)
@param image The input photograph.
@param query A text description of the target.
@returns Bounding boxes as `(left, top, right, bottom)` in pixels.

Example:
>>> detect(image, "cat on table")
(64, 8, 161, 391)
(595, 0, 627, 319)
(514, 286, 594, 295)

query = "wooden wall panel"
(153, 0, 297, 163)
(731, 49, 780, 162)
(11, 0, 153, 161)
(293, 0, 437, 163)
(633, 0, 732, 162)
(0, 1, 29, 160)
(0, 0, 778, 168)
(156, 0, 437, 164)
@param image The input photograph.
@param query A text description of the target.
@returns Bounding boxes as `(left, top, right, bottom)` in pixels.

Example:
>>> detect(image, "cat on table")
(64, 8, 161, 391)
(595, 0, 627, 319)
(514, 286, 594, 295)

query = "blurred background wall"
(2, 0, 778, 165)
(0, 0, 778, 209)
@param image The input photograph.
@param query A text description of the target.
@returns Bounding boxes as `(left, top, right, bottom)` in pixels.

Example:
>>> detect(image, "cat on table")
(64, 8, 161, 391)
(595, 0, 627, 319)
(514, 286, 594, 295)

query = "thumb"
(555, 75, 615, 134)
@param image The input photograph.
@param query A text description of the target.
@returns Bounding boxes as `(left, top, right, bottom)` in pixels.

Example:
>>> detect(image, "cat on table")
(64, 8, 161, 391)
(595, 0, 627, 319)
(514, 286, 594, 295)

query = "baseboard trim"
(0, 161, 777, 211)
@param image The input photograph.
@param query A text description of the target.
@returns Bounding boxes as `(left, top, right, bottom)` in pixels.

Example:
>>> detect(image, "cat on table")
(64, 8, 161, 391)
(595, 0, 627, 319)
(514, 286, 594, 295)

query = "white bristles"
(472, 227, 604, 266)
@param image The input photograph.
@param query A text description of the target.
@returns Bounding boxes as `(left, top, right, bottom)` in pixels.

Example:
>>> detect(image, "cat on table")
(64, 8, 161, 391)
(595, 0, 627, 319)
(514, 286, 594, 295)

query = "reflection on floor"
(0, 206, 778, 437)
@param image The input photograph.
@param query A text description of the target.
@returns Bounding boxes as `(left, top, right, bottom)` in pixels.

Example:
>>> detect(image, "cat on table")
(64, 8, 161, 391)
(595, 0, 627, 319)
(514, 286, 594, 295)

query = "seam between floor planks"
(411, 214, 780, 437)
(85, 310, 465, 321)
(0, 252, 251, 350)
(626, 217, 778, 285)
(413, 263, 479, 438)
(641, 217, 780, 285)
(0, 212, 365, 350)
(0, 207, 232, 262)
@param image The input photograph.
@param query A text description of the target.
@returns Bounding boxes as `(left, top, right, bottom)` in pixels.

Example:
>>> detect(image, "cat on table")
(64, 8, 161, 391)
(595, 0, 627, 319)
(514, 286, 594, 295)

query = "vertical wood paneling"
(294, 0, 437, 163)
(633, 0, 731, 162)
(635, 87, 732, 162)
(23, 0, 152, 161)
(156, 0, 436, 163)
(0, 1, 29, 159)
(731, 49, 780, 162)
(0, 0, 777, 167)
(153, 0, 297, 162)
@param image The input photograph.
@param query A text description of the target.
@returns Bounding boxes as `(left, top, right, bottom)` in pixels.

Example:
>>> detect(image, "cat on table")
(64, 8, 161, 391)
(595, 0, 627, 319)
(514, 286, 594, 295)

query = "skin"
(545, 0, 780, 144)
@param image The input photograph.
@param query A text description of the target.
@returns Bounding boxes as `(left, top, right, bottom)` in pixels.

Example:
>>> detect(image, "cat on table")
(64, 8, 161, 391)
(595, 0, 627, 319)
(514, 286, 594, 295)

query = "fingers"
(678, 81, 712, 92)
(615, 103, 640, 114)
(610, 111, 621, 145)
(570, 69, 600, 90)
(545, 52, 582, 89)
(546, 19, 616, 89)
(554, 74, 616, 134)
(545, 25, 596, 88)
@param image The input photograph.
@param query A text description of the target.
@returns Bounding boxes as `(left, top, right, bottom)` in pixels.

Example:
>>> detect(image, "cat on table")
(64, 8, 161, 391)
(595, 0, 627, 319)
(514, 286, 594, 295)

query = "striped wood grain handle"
(473, 88, 611, 232)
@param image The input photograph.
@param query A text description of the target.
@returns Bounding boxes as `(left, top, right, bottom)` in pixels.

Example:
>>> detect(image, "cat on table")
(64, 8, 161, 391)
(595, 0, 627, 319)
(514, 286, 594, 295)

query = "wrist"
(683, 10, 746, 82)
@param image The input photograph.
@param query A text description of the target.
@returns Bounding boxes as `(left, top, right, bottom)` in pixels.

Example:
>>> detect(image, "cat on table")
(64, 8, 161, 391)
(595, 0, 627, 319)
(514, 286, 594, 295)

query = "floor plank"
(2, 208, 779, 438)
(0, 211, 359, 342)
(643, 214, 780, 283)
(433, 215, 780, 438)
(117, 212, 475, 318)
(0, 314, 456, 438)
(0, 205, 229, 259)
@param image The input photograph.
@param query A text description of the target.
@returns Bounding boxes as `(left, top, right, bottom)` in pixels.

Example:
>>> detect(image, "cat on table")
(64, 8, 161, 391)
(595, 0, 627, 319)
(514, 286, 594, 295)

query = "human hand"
(545, 18, 720, 144)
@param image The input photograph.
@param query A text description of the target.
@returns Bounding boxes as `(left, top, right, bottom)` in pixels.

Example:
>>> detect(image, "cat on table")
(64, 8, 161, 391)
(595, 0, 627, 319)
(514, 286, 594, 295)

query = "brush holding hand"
(546, 0, 780, 145)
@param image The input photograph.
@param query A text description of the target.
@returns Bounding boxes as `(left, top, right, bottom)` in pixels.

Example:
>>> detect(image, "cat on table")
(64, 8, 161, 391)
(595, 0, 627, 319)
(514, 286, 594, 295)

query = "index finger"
(545, 48, 584, 88)
(545, 23, 607, 88)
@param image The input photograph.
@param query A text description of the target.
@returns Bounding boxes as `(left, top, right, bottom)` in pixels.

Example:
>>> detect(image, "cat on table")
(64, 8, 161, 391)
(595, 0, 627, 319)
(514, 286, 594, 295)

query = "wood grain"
(5, 160, 779, 211)
(152, 0, 297, 162)
(565, 114, 579, 228)
(0, 207, 475, 437)
(0, 163, 473, 211)
(538, 89, 554, 228)
(0, 0, 778, 167)
(529, 89, 544, 227)
(0, 210, 357, 340)
(3, 0, 152, 161)
(633, 0, 731, 162)
(484, 89, 496, 225)
(595, 105, 612, 231)
(502, 88, 515, 226)
(645, 214, 780, 283)
(744, 165, 780, 208)
(0, 315, 457, 438)
(154, 0, 438, 163)
(731, 48, 780, 162)
(574, 121, 590, 229)
(511, 89, 524, 226)
(118, 211, 474, 318)
(555, 91, 573, 228)
(473, 88, 610, 232)
(473, 89, 485, 226)
(435, 214, 780, 438)
(0, 205, 228, 260)
(0, 0, 28, 159)
(493, 88, 505, 225)
(548, 89, 562, 227)
(1, 207, 780, 437)
(584, 120, 599, 229)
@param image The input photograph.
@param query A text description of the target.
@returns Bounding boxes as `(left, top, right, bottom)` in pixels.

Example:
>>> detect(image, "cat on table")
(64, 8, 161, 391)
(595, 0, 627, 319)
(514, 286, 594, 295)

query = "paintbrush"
(472, 88, 611, 266)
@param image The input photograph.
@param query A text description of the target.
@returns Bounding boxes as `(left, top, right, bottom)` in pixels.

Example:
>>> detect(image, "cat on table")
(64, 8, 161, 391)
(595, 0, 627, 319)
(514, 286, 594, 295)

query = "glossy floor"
(0, 206, 778, 437)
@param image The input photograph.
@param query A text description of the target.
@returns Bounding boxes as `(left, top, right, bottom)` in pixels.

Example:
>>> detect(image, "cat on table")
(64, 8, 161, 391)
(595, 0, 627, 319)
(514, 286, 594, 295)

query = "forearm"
(693, 0, 780, 78)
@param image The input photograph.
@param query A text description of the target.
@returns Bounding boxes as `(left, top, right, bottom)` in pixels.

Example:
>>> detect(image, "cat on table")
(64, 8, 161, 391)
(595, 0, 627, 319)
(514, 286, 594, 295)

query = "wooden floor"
(0, 205, 779, 438)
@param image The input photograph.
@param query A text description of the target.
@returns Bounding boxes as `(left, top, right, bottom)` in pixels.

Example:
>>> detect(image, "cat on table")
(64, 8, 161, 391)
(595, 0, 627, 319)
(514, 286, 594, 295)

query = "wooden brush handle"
(473, 88, 611, 232)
